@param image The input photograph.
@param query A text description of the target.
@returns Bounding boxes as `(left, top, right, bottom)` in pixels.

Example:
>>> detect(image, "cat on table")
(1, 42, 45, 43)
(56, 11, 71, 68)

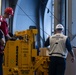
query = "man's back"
(49, 33, 68, 58)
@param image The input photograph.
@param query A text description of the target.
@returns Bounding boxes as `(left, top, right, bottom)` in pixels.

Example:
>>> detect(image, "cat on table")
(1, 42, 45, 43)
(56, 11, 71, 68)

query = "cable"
(40, 0, 76, 40)
(17, 4, 36, 24)
(17, 1, 76, 41)
(17, 3, 50, 36)
(40, 0, 60, 23)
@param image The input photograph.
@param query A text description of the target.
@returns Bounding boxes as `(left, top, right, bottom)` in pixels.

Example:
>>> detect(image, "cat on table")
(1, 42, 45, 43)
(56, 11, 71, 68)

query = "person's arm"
(0, 31, 5, 46)
(66, 37, 75, 62)
(6, 33, 12, 39)
(44, 37, 50, 47)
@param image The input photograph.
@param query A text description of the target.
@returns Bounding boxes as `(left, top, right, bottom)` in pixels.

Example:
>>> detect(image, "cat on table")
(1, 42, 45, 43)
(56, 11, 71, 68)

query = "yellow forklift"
(3, 29, 50, 75)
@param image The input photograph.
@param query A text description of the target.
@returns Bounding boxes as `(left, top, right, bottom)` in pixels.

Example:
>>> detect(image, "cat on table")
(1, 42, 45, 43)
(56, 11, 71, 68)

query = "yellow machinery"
(3, 29, 50, 75)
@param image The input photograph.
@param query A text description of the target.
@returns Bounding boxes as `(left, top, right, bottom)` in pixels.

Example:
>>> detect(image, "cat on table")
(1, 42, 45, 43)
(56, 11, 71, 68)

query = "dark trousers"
(49, 56, 66, 75)
(0, 54, 3, 75)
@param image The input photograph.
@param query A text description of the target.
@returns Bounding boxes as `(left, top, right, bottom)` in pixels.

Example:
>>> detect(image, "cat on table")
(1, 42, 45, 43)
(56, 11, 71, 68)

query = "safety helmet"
(55, 24, 64, 31)
(4, 7, 14, 16)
